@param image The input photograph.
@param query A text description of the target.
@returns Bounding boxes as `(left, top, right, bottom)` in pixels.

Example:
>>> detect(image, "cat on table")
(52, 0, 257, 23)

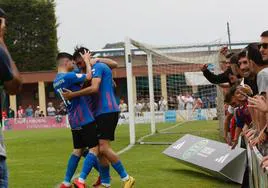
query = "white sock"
(101, 183, 111, 187)
(78, 178, 85, 184)
(63, 181, 71, 186)
(122, 175, 129, 181)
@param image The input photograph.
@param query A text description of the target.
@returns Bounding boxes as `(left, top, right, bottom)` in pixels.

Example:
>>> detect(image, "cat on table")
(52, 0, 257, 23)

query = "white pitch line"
(158, 121, 185, 133)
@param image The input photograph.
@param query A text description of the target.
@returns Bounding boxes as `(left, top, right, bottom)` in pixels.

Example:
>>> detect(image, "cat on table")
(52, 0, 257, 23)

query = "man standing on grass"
(54, 52, 99, 188)
(0, 8, 22, 187)
(63, 47, 135, 188)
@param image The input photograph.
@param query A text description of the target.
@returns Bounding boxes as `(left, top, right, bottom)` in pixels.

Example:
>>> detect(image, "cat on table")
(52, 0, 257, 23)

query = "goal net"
(123, 38, 224, 145)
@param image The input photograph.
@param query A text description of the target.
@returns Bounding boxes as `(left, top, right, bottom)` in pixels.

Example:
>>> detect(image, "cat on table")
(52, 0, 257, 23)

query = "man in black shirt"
(236, 50, 258, 95)
(201, 52, 240, 87)
(0, 8, 22, 187)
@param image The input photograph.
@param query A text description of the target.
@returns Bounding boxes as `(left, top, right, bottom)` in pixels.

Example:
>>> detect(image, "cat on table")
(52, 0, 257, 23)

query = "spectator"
(47, 102, 56, 116)
(40, 111, 45, 117)
(235, 50, 259, 95)
(57, 102, 67, 115)
(192, 97, 203, 112)
(168, 96, 176, 110)
(177, 94, 185, 110)
(25, 105, 33, 117)
(224, 84, 252, 149)
(134, 100, 143, 116)
(34, 106, 41, 117)
(119, 99, 128, 112)
(185, 94, 194, 110)
(247, 43, 268, 95)
(201, 51, 239, 87)
(0, 8, 23, 187)
(7, 107, 14, 118)
(17, 106, 24, 118)
(158, 96, 168, 111)
(1, 111, 7, 120)
(142, 99, 150, 112)
(154, 101, 158, 111)
(259, 30, 268, 64)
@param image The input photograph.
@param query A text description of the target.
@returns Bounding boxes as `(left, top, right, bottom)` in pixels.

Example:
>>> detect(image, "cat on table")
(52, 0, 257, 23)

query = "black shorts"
(96, 112, 119, 141)
(71, 122, 98, 149)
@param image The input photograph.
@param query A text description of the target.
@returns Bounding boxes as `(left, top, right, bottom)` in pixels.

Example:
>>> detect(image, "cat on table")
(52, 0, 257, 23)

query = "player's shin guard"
(79, 152, 98, 181)
(64, 154, 81, 183)
(111, 160, 129, 181)
(99, 165, 111, 186)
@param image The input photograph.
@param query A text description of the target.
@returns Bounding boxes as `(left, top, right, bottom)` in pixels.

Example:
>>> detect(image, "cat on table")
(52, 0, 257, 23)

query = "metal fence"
(247, 143, 268, 188)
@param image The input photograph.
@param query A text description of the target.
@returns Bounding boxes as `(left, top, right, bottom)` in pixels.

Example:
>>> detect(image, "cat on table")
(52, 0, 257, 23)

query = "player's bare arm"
(79, 50, 92, 80)
(62, 78, 101, 100)
(91, 57, 118, 69)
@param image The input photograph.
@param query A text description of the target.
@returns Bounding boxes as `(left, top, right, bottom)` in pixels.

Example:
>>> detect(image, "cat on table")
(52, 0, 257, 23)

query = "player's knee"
(72, 148, 83, 157)
(98, 143, 109, 154)
(89, 146, 99, 156)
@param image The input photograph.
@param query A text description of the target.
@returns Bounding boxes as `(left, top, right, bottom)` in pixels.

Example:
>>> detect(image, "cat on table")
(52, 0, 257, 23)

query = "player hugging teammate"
(54, 48, 135, 188)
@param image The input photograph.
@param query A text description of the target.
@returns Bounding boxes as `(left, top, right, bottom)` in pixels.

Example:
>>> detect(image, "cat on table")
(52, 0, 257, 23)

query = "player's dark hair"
(56, 52, 73, 61)
(260, 30, 268, 37)
(73, 46, 91, 60)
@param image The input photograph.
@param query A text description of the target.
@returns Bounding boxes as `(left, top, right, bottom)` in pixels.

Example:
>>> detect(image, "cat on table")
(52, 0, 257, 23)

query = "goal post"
(124, 37, 136, 145)
(124, 37, 224, 145)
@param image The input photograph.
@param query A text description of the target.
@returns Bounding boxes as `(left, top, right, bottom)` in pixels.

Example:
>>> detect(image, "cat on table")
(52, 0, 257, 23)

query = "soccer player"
(72, 47, 118, 187)
(63, 47, 135, 188)
(54, 52, 99, 188)
(0, 8, 22, 188)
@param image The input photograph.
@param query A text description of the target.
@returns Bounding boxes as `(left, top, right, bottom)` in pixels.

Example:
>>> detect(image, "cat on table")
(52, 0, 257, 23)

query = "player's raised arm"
(79, 50, 92, 80)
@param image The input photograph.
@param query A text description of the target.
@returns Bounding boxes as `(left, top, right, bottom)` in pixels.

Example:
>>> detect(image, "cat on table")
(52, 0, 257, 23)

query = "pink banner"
(3, 116, 68, 130)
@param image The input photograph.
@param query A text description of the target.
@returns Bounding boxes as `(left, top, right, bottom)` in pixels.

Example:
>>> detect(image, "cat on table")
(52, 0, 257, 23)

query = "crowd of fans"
(200, 30, 268, 184)
(118, 94, 215, 114)
(1, 102, 67, 119)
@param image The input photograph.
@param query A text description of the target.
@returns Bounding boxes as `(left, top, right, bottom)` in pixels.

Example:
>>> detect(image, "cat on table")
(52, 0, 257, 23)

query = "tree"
(103, 42, 124, 49)
(0, 0, 58, 71)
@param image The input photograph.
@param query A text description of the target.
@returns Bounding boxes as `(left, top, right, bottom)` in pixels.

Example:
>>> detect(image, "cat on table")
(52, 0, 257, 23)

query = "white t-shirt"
(257, 67, 268, 94)
(119, 103, 128, 112)
(47, 107, 56, 116)
(227, 105, 234, 115)
(159, 99, 167, 111)
(185, 97, 194, 109)
(135, 103, 143, 112)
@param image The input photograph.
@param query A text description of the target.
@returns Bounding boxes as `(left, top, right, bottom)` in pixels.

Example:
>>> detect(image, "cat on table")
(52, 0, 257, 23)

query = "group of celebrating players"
(53, 48, 135, 188)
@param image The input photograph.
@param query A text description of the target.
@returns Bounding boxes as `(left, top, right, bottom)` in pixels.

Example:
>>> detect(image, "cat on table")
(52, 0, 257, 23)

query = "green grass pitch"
(4, 120, 240, 188)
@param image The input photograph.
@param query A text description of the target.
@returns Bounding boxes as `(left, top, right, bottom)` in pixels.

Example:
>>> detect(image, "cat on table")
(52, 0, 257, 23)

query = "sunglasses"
(259, 43, 268, 49)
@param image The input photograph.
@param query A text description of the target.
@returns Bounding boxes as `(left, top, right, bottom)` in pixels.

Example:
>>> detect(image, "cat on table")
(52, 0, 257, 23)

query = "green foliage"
(0, 0, 58, 71)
